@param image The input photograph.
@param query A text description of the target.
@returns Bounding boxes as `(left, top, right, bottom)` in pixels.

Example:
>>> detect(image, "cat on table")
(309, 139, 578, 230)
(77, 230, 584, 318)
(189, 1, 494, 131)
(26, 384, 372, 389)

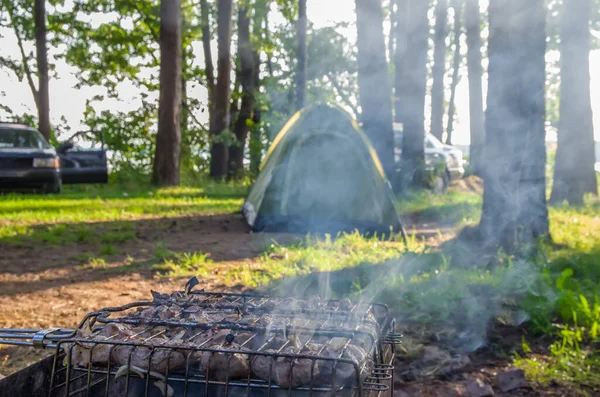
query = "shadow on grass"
(401, 202, 482, 227)
(0, 212, 254, 269)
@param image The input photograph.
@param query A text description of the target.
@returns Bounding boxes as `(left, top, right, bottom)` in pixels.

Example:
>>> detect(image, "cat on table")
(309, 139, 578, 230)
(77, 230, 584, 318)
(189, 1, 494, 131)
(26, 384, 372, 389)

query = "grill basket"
(0, 285, 401, 397)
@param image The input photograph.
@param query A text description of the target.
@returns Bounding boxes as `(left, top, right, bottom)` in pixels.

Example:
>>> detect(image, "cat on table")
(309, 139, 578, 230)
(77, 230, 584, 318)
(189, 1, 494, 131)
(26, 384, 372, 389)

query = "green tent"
(242, 103, 404, 236)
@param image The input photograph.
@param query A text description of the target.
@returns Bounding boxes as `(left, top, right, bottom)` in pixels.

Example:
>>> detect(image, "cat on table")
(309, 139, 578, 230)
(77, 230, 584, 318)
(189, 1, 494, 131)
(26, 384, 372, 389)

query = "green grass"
(151, 251, 213, 278)
(397, 189, 482, 225)
(0, 183, 247, 246)
(1, 178, 598, 391)
(229, 232, 418, 290)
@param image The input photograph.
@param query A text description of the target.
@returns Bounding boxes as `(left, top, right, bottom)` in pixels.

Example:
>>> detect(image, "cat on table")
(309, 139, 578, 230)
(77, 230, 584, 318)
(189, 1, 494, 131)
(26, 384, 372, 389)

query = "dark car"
(57, 130, 109, 185)
(0, 123, 108, 193)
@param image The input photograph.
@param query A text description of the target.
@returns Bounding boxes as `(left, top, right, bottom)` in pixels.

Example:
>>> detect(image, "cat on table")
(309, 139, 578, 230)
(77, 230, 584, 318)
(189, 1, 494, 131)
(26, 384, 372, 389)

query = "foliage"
(261, 21, 359, 141)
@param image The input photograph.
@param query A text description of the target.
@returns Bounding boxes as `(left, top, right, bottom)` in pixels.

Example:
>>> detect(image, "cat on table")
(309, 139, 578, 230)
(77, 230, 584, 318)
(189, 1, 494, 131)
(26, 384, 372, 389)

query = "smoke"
(270, 237, 556, 353)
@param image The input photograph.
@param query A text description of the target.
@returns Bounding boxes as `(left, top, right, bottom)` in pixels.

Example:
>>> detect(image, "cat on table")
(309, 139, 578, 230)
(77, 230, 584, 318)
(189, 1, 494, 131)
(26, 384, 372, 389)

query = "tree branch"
(327, 73, 359, 118)
(3, 0, 39, 106)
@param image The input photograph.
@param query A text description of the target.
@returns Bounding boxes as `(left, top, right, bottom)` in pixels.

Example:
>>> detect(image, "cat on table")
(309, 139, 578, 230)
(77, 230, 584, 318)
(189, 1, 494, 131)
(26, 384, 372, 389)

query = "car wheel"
(44, 180, 62, 194)
(432, 171, 449, 195)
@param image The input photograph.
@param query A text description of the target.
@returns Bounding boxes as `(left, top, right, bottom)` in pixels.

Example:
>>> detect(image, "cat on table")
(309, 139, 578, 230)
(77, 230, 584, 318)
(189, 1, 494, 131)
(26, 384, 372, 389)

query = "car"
(393, 123, 465, 193)
(0, 123, 108, 193)
(57, 130, 109, 185)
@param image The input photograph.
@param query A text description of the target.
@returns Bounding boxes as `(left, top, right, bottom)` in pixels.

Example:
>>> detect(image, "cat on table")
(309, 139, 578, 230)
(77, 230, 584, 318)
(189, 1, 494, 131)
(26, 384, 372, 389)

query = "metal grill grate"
(0, 280, 400, 397)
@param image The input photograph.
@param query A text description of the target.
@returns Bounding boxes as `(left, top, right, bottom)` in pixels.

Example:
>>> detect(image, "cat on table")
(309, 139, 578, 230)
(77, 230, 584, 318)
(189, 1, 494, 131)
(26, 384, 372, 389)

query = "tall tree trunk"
(388, 0, 396, 63)
(209, 0, 233, 179)
(200, 0, 215, 131)
(550, 0, 598, 205)
(465, 0, 485, 175)
(180, 46, 190, 172)
(478, 0, 549, 252)
(264, 11, 275, 79)
(355, 0, 396, 178)
(249, 14, 264, 176)
(152, 0, 183, 186)
(430, 0, 448, 142)
(229, 6, 256, 179)
(296, 0, 307, 110)
(394, 0, 408, 123)
(34, 0, 50, 141)
(180, 8, 190, 172)
(401, 0, 429, 184)
(446, 0, 462, 145)
(230, 72, 241, 131)
(249, 51, 262, 176)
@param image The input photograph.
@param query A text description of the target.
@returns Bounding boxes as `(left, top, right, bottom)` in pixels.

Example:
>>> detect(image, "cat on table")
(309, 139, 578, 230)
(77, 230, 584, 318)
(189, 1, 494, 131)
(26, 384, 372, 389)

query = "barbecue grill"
(0, 279, 401, 397)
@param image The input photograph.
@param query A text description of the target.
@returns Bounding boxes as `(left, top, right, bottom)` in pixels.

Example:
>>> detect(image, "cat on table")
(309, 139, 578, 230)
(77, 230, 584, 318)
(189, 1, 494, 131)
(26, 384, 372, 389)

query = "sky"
(0, 0, 599, 146)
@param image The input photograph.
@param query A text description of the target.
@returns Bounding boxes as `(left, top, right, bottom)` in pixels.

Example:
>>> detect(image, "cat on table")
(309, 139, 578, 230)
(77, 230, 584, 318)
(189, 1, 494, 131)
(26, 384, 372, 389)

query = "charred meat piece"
(197, 331, 254, 380)
(251, 344, 319, 389)
(65, 323, 134, 368)
(313, 339, 371, 387)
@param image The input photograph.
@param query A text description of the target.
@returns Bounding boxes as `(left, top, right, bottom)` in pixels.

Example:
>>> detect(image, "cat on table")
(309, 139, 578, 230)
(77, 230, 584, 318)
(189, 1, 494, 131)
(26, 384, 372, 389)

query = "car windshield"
(0, 128, 51, 150)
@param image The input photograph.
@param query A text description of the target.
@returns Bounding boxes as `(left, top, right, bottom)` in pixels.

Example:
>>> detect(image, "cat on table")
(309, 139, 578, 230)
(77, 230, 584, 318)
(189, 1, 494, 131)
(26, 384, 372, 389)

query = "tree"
(296, 0, 307, 110)
(430, 0, 448, 142)
(152, 0, 183, 186)
(394, 0, 408, 123)
(209, 0, 234, 179)
(200, 0, 215, 132)
(550, 0, 598, 205)
(401, 0, 429, 184)
(34, 0, 50, 141)
(229, 5, 257, 179)
(465, 0, 485, 175)
(478, 0, 549, 251)
(355, 0, 395, 178)
(0, 0, 69, 139)
(445, 0, 462, 145)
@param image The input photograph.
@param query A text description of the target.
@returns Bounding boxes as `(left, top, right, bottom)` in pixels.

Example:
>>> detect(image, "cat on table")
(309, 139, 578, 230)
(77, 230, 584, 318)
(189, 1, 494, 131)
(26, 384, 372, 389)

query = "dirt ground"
(0, 206, 580, 396)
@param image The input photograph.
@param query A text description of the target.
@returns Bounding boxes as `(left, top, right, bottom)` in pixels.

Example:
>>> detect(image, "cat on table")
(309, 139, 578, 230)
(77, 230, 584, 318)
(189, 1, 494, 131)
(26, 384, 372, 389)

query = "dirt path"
(0, 213, 445, 373)
(0, 211, 583, 396)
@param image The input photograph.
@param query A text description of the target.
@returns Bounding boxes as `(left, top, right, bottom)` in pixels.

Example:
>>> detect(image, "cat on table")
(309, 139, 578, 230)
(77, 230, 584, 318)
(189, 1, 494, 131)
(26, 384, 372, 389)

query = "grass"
(397, 189, 482, 225)
(1, 178, 598, 391)
(226, 232, 418, 290)
(0, 182, 247, 246)
(152, 251, 213, 278)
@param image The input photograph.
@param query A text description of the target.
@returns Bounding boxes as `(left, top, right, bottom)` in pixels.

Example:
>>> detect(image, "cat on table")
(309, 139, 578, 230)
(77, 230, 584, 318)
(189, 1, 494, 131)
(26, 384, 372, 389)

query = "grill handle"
(0, 328, 75, 349)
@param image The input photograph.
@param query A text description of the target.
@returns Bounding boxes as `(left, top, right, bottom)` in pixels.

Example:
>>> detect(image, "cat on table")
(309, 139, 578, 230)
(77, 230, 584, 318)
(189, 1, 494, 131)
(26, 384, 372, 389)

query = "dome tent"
(242, 103, 405, 236)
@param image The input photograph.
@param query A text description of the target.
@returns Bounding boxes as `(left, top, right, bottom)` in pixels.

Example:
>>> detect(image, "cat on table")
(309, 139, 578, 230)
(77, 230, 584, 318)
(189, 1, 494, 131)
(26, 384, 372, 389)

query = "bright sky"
(0, 0, 598, 146)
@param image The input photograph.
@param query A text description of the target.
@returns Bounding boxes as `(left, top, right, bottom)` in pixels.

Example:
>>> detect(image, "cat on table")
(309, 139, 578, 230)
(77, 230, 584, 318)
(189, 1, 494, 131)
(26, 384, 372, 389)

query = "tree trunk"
(478, 0, 549, 252)
(152, 0, 183, 186)
(394, 0, 408, 123)
(209, 0, 233, 179)
(200, 0, 215, 131)
(388, 0, 396, 63)
(550, 0, 598, 205)
(446, 0, 462, 145)
(355, 0, 396, 179)
(180, 47, 190, 171)
(34, 0, 50, 141)
(430, 0, 448, 142)
(249, 62, 262, 175)
(249, 15, 263, 176)
(264, 11, 275, 79)
(296, 0, 307, 110)
(465, 0, 485, 175)
(229, 5, 256, 179)
(401, 0, 429, 184)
